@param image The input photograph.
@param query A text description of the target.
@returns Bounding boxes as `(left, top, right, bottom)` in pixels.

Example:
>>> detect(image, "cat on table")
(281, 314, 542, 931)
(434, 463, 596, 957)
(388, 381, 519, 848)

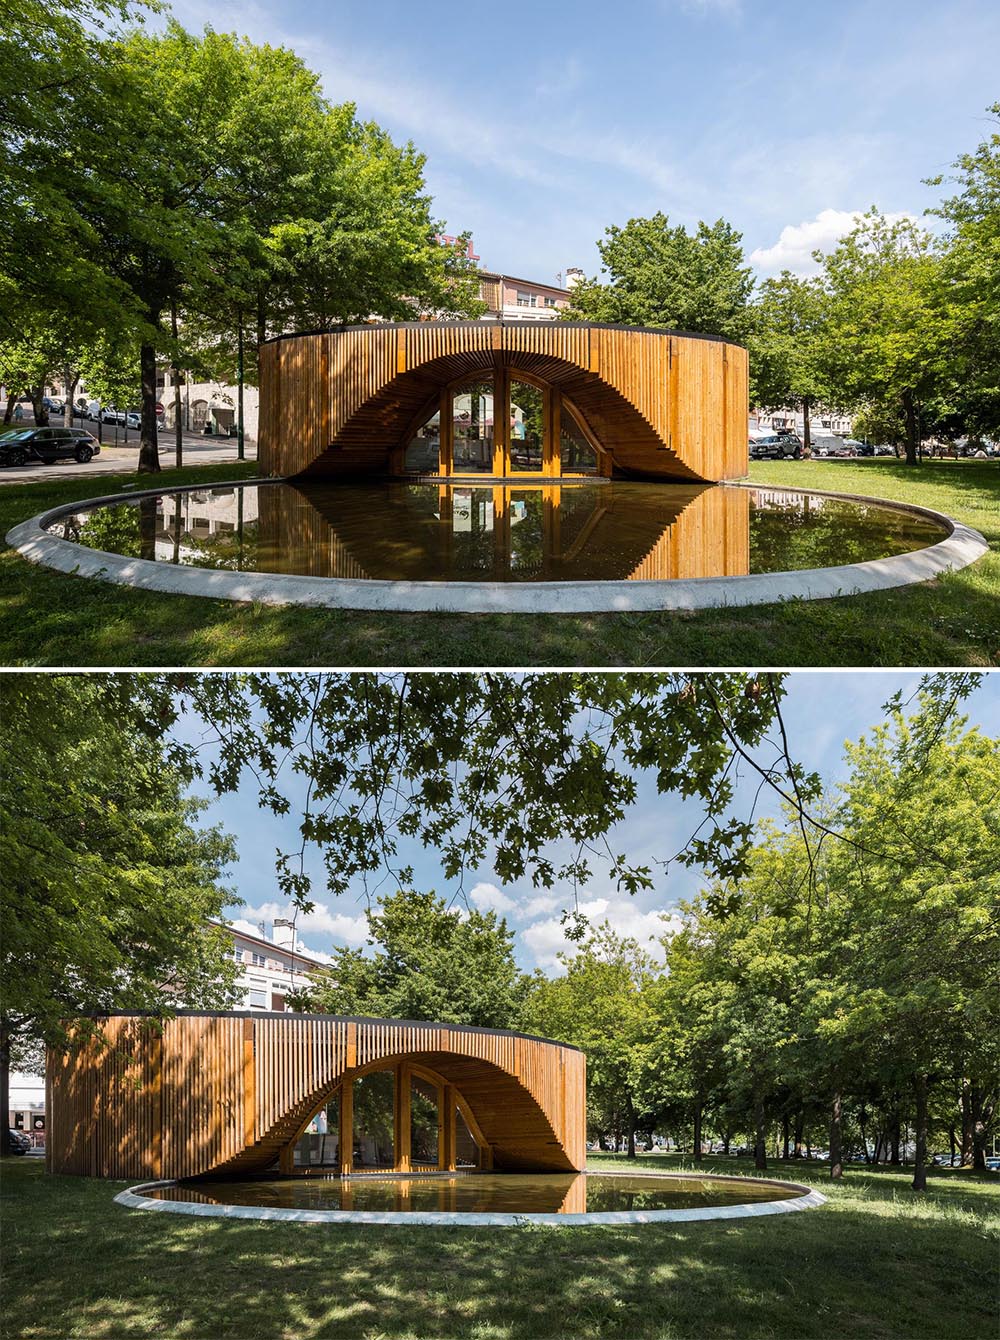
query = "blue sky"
(178, 674, 1000, 973)
(163, 0, 1000, 282)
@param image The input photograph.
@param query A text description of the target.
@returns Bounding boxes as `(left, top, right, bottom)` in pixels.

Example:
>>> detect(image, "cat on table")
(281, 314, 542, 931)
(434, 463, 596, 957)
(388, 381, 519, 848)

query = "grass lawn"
(1, 1154, 996, 1339)
(0, 458, 996, 667)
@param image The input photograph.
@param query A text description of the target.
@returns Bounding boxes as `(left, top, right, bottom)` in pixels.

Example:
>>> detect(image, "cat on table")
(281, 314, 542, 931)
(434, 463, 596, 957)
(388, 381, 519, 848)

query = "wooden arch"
(46, 1013, 586, 1181)
(258, 321, 748, 483)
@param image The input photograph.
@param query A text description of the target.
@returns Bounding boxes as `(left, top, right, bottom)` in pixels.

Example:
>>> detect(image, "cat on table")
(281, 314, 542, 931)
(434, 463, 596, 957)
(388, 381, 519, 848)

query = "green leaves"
(564, 212, 754, 342)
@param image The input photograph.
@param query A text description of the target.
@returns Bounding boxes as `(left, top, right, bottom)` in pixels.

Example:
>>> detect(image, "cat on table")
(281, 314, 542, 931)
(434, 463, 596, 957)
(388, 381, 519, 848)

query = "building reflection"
(258, 481, 751, 583)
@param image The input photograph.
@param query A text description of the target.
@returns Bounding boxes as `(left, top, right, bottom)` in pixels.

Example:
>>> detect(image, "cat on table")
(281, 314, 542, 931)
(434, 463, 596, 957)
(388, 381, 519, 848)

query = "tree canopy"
(0, 675, 241, 1133)
(292, 887, 532, 1029)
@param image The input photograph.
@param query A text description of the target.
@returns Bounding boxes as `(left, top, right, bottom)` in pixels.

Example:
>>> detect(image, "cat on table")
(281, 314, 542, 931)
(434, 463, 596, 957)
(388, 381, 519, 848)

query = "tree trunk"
(901, 389, 919, 467)
(693, 1099, 703, 1164)
(753, 1092, 767, 1171)
(171, 300, 183, 470)
(781, 1112, 790, 1161)
(63, 370, 78, 428)
(971, 1086, 993, 1172)
(859, 1105, 870, 1163)
(3, 393, 16, 424)
(802, 396, 812, 454)
(793, 1109, 804, 1158)
(722, 1127, 731, 1156)
(625, 1094, 636, 1160)
(138, 341, 160, 473)
(31, 384, 47, 426)
(912, 1074, 928, 1192)
(0, 1023, 10, 1157)
(889, 1105, 901, 1165)
(830, 1091, 843, 1180)
(961, 1077, 973, 1165)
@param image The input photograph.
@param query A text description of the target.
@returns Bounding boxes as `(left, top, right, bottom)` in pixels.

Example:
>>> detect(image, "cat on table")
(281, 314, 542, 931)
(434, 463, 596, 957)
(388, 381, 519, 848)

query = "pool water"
(48, 480, 945, 585)
(144, 1171, 798, 1215)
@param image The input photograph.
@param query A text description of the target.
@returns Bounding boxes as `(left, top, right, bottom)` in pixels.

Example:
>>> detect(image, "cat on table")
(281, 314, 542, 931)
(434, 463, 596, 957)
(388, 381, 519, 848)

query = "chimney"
(272, 917, 296, 951)
(564, 267, 584, 290)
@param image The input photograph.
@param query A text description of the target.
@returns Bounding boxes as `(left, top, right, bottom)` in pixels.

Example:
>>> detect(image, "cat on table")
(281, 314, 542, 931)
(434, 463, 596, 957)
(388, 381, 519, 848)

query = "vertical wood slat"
(259, 322, 747, 483)
(48, 1013, 586, 1179)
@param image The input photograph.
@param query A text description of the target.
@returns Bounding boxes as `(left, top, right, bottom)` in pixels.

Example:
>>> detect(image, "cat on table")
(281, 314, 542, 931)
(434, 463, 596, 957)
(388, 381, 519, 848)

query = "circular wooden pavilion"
(258, 321, 748, 483)
(46, 1013, 586, 1181)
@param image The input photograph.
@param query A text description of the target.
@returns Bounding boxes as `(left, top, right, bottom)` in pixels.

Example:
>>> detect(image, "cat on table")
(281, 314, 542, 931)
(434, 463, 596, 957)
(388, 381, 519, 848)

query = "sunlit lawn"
(1, 1155, 996, 1339)
(0, 458, 996, 667)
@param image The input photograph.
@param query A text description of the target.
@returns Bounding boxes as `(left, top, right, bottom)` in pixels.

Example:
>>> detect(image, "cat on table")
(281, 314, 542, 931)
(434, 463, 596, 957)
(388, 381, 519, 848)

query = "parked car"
(0, 427, 101, 466)
(5, 1128, 30, 1155)
(749, 433, 803, 460)
(125, 411, 141, 430)
(41, 396, 64, 414)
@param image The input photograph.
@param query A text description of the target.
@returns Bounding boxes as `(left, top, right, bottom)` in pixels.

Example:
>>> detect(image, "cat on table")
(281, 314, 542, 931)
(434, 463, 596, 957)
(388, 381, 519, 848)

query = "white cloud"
(521, 898, 684, 972)
(235, 900, 370, 951)
(750, 208, 917, 275)
(468, 882, 517, 914)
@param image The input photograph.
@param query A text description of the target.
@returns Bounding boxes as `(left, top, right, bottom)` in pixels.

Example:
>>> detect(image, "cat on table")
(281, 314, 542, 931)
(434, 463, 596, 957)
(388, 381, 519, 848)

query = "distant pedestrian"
(13, 402, 23, 422)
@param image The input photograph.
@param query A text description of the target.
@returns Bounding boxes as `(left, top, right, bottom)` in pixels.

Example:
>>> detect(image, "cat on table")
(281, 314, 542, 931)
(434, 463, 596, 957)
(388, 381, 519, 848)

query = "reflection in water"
(53, 481, 946, 585)
(146, 1171, 794, 1215)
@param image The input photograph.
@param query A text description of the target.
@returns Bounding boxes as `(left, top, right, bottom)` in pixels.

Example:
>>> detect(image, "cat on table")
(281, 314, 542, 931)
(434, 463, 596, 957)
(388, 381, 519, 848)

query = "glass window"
(411, 1076, 440, 1166)
(353, 1070, 395, 1169)
(509, 379, 545, 472)
(516, 292, 536, 307)
(543, 296, 557, 307)
(294, 1095, 340, 1167)
(247, 978, 266, 1008)
(403, 407, 441, 474)
(452, 377, 494, 473)
(560, 407, 598, 474)
(455, 1104, 480, 1168)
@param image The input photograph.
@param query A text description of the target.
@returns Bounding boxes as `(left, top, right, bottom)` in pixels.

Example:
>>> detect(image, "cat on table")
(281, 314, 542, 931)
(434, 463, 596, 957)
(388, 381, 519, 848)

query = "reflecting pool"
(47, 480, 946, 584)
(144, 1171, 799, 1215)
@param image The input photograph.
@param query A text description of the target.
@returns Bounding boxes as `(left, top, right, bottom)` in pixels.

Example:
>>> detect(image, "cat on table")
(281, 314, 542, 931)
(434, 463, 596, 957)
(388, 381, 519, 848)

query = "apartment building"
(216, 917, 326, 1012)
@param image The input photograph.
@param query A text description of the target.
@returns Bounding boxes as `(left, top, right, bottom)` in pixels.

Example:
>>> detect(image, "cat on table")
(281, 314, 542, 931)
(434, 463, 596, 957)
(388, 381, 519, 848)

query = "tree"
(0, 676, 241, 1145)
(817, 210, 952, 466)
(291, 888, 531, 1029)
(750, 271, 830, 452)
(564, 213, 754, 343)
(527, 924, 658, 1157)
(930, 103, 1000, 441)
(18, 21, 482, 473)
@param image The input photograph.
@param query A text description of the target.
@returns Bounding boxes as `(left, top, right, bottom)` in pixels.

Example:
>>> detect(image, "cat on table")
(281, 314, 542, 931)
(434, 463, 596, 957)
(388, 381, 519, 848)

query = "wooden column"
(439, 388, 452, 476)
(243, 1018, 255, 1150)
(395, 1062, 411, 1172)
(492, 355, 509, 475)
(548, 389, 562, 477)
(279, 1142, 295, 1174)
(150, 1025, 163, 1179)
(442, 1084, 457, 1171)
(339, 1078, 353, 1176)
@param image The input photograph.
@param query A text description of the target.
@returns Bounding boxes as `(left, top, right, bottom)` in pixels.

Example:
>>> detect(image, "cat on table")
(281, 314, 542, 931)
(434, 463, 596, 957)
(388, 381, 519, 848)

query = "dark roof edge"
(260, 319, 738, 348)
(72, 1010, 584, 1054)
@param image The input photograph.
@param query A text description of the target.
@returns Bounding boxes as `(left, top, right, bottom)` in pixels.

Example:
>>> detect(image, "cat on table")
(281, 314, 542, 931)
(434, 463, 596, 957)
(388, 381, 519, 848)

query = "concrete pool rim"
(6, 476, 987, 615)
(113, 1169, 828, 1227)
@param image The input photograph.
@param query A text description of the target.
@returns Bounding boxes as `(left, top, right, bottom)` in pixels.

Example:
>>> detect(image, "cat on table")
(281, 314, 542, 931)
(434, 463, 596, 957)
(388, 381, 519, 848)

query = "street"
(0, 415, 257, 486)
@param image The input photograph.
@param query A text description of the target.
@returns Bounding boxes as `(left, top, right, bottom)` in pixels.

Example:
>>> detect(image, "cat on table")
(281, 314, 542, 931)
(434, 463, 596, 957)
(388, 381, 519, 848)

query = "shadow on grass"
(2, 1160, 997, 1340)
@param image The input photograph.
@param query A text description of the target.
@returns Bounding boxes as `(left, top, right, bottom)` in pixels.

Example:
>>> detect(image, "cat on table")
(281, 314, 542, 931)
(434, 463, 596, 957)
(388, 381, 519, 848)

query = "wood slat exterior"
(47, 1013, 586, 1180)
(258, 322, 748, 483)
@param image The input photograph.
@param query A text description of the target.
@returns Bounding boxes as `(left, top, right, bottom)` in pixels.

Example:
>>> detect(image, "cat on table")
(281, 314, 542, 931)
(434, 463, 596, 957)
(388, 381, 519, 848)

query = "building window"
(516, 292, 536, 307)
(543, 296, 557, 307)
(250, 952, 267, 967)
(248, 978, 267, 1009)
(232, 947, 243, 962)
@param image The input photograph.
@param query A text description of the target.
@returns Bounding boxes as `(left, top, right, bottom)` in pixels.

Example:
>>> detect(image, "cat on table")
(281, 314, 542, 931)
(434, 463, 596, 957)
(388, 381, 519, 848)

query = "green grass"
(0, 459, 997, 667)
(1, 1155, 996, 1338)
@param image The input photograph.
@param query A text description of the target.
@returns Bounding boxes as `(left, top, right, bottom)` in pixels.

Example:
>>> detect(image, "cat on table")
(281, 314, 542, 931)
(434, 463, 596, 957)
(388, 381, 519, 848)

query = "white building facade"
(217, 918, 326, 1012)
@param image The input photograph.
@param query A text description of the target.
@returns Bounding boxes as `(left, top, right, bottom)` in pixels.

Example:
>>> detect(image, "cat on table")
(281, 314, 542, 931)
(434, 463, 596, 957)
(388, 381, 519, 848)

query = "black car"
(0, 427, 101, 466)
(5, 1128, 30, 1155)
